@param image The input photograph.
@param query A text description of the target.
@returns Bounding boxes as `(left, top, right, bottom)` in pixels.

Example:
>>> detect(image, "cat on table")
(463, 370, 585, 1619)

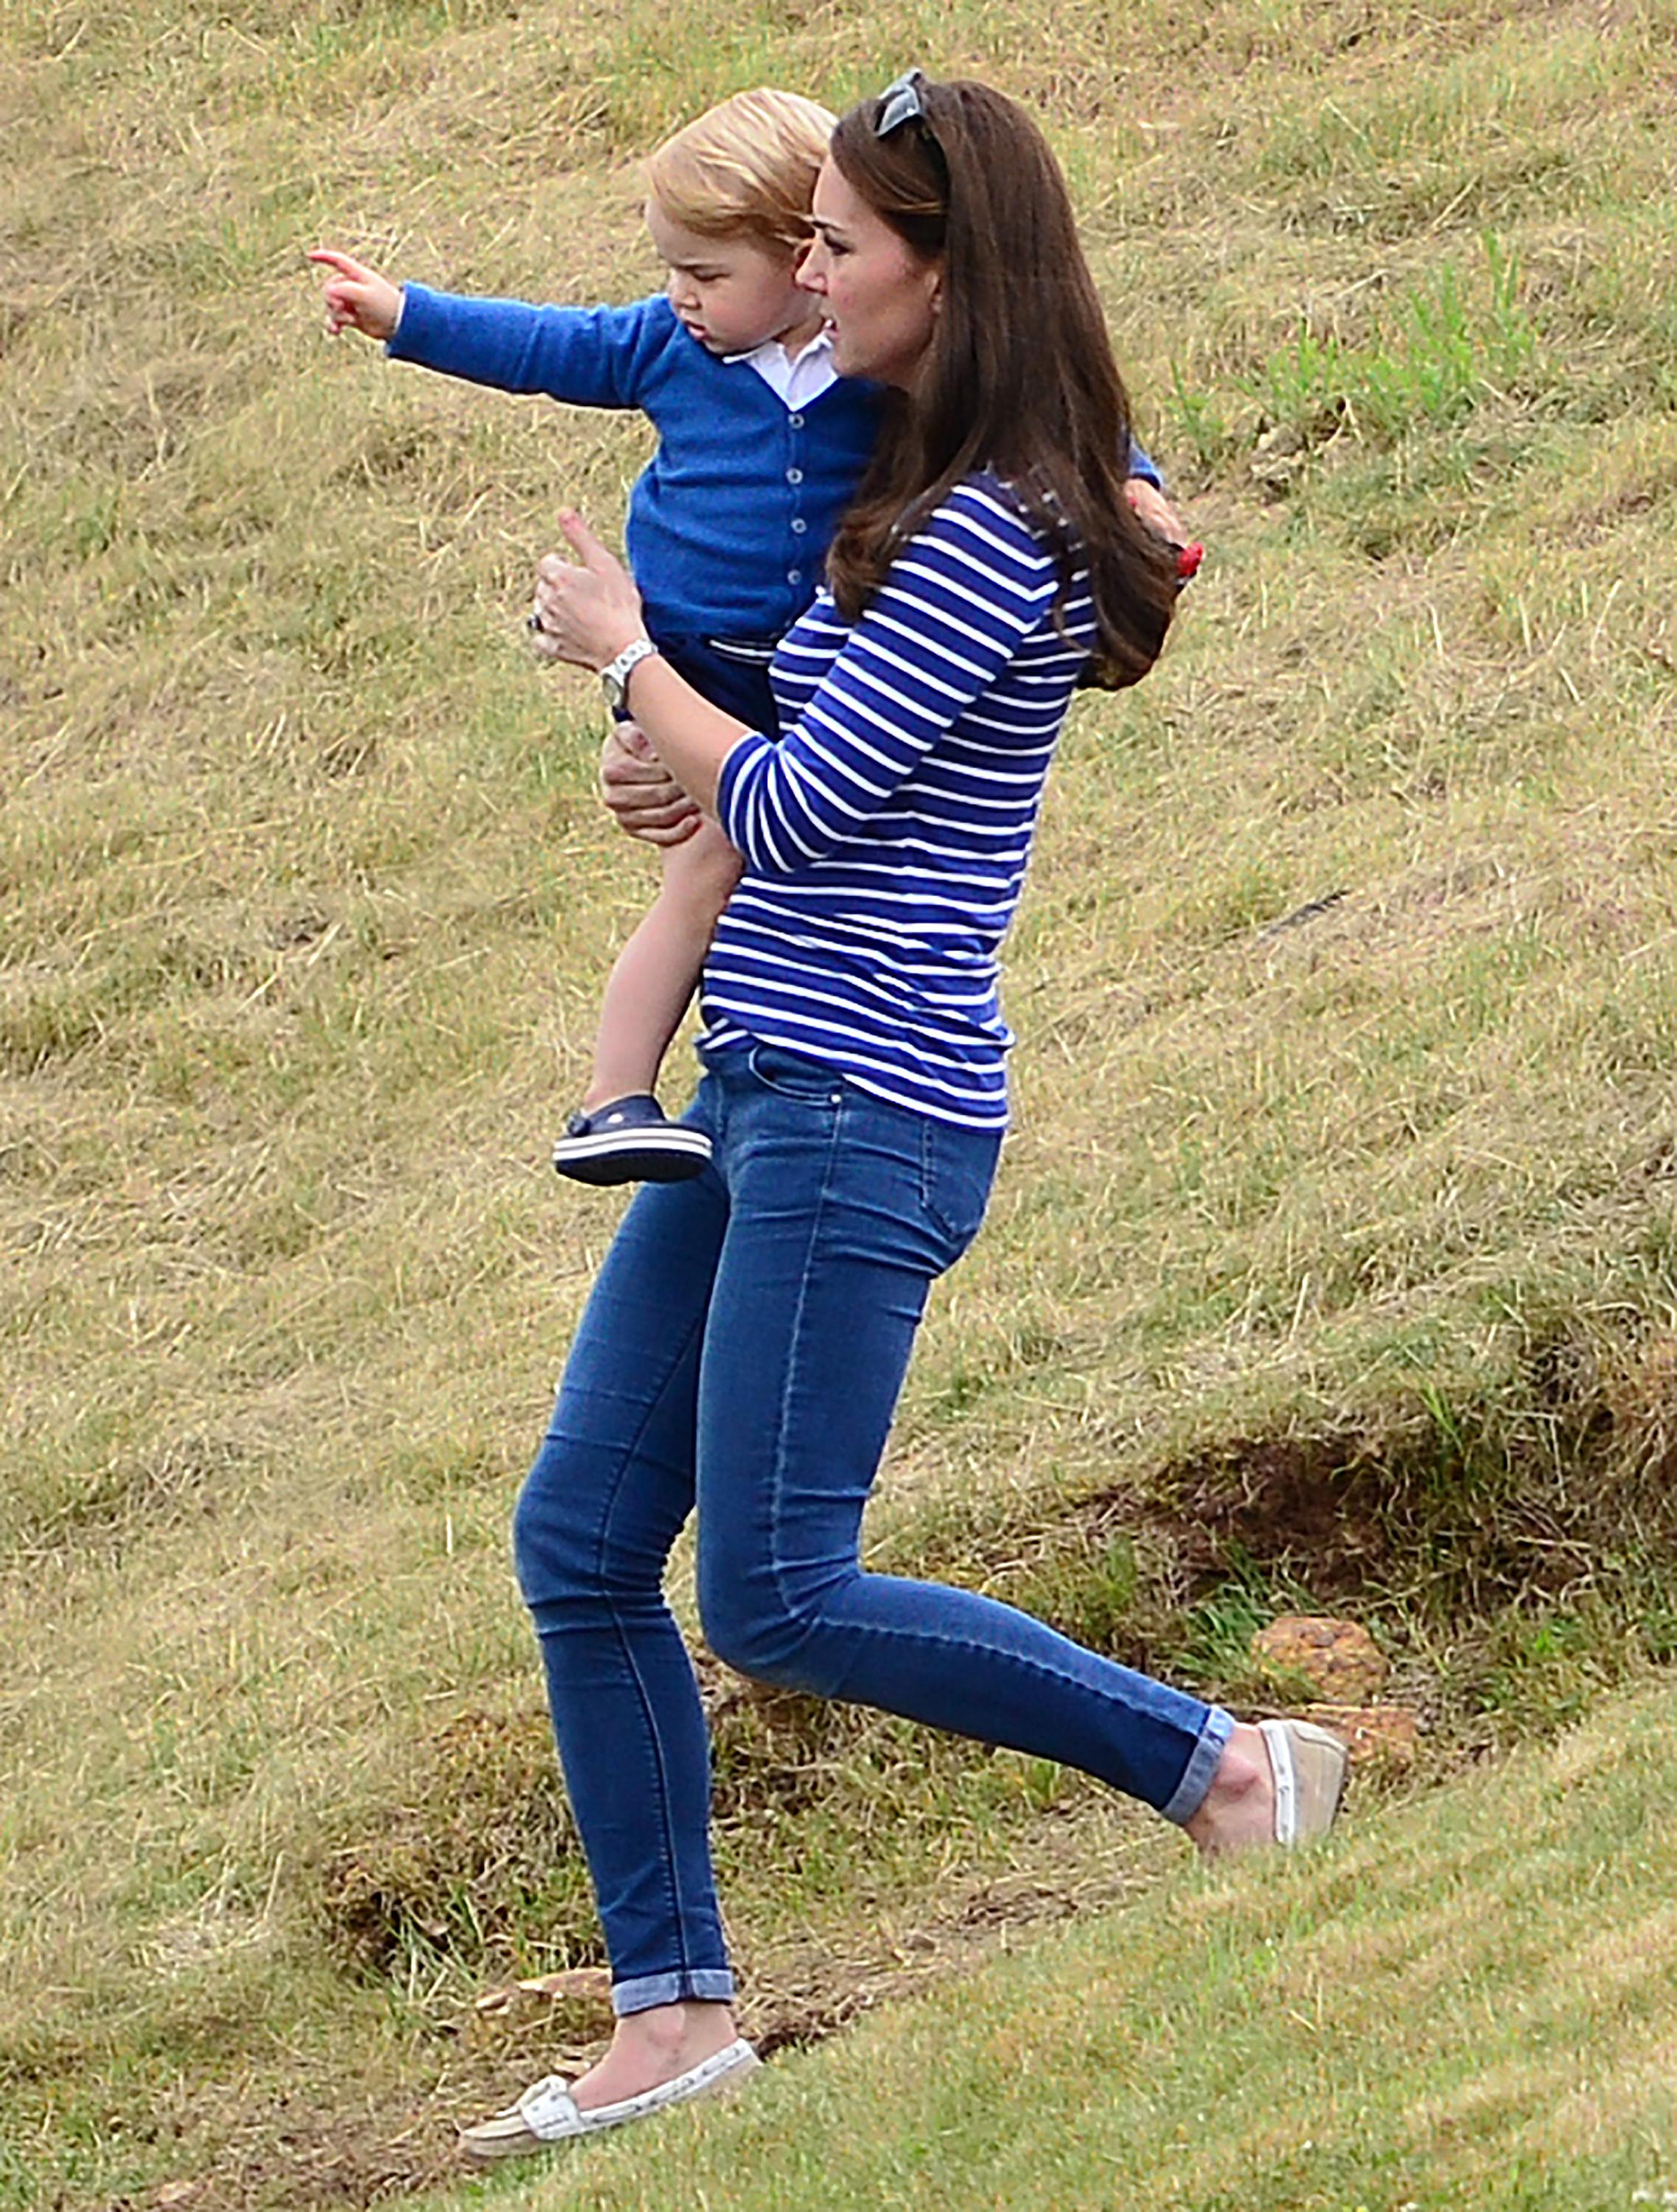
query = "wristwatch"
(600, 636, 659, 713)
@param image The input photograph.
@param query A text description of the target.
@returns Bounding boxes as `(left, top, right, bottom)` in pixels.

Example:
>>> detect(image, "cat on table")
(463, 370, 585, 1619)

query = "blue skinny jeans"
(513, 1043, 1233, 2016)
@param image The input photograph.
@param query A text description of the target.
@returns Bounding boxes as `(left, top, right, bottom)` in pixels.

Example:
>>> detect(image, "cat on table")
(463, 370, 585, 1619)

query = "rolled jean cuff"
(1160, 1704, 1236, 1825)
(612, 1966, 736, 2018)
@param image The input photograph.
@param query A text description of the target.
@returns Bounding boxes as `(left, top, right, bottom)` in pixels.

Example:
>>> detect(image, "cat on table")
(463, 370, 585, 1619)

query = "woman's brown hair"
(825, 77, 1176, 689)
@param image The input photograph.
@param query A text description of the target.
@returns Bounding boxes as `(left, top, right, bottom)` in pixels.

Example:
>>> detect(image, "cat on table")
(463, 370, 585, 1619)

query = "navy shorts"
(612, 631, 779, 734)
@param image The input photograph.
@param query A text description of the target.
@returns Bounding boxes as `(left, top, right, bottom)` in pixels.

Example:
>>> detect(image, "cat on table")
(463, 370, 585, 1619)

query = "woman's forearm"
(526, 517, 754, 820)
(620, 655, 750, 820)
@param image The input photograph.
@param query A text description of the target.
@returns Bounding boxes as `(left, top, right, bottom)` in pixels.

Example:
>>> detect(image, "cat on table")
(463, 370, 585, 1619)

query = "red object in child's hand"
(1174, 541, 1204, 581)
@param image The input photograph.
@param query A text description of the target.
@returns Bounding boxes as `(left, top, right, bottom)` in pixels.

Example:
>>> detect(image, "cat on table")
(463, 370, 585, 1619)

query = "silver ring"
(526, 611, 544, 633)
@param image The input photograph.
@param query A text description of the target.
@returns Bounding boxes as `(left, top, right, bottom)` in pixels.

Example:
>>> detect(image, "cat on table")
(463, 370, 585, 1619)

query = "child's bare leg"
(585, 820, 741, 1107)
(551, 821, 740, 1189)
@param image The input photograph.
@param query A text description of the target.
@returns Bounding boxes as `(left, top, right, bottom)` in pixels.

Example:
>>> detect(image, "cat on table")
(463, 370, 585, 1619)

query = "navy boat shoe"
(551, 1093, 712, 1186)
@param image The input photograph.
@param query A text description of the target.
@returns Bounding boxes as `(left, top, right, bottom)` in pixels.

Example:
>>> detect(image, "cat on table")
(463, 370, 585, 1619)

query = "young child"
(313, 88, 1173, 1186)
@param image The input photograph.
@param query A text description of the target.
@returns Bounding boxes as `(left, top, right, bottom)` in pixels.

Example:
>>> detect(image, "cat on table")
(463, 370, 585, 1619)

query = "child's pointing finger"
(307, 248, 370, 280)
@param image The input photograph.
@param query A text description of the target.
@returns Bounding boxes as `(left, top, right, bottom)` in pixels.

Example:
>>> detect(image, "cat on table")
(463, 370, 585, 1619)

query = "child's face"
(644, 201, 819, 355)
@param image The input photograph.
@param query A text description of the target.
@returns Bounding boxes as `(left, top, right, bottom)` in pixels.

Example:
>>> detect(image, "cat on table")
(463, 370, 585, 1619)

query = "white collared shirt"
(725, 327, 840, 411)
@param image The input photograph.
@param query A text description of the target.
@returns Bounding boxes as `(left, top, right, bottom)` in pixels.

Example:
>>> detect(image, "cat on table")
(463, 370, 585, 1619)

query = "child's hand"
(1124, 476, 1186, 545)
(308, 248, 402, 342)
(1124, 478, 1202, 585)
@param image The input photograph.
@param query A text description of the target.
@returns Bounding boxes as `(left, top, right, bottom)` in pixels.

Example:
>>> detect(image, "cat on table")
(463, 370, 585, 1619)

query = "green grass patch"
(478, 1672, 1677, 2211)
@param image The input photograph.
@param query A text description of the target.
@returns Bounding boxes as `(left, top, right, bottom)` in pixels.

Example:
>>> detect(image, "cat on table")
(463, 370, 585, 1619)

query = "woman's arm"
(714, 484, 1060, 874)
(532, 487, 1063, 872)
(530, 518, 748, 816)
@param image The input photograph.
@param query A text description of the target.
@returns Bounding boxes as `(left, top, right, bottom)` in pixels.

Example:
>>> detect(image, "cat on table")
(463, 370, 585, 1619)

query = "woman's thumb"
(559, 509, 611, 568)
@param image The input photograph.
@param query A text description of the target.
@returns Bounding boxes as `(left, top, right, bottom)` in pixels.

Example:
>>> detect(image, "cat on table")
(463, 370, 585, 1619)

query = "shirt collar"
(722, 326, 840, 411)
(721, 327, 835, 370)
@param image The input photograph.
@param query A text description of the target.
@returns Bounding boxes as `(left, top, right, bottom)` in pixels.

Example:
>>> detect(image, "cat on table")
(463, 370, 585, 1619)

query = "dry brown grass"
(4, 0, 1677, 2204)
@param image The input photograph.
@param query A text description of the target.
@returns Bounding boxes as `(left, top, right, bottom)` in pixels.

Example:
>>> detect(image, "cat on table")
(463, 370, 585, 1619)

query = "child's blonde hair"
(645, 88, 836, 254)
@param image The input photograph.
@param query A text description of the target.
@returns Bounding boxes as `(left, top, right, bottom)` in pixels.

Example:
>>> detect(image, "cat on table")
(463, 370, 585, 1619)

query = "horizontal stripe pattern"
(702, 477, 1094, 1128)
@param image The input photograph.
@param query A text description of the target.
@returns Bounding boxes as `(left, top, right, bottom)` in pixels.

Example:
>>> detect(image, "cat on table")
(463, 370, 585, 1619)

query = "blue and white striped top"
(701, 474, 1098, 1130)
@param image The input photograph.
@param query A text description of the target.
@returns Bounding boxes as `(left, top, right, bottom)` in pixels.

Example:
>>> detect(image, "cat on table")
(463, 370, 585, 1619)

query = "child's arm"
(310, 249, 402, 341)
(382, 283, 663, 408)
(310, 251, 665, 408)
(1123, 480, 1202, 582)
(1126, 436, 1163, 492)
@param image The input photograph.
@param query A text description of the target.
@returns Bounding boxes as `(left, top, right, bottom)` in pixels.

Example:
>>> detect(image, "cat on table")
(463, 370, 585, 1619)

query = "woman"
(477, 72, 1346, 2158)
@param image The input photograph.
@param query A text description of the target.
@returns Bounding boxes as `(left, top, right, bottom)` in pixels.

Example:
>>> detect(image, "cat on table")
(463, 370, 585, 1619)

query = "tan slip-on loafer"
(1260, 1717, 1349, 1845)
(459, 2037, 761, 2161)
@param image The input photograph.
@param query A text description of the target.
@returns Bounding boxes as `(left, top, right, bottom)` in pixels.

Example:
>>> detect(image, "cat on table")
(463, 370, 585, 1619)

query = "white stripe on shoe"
(1258, 1718, 1349, 1846)
(554, 1127, 712, 1163)
(1261, 1717, 1300, 1843)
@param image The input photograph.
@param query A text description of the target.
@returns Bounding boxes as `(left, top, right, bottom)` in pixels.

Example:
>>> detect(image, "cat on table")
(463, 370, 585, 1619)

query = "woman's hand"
(601, 723, 702, 848)
(529, 512, 647, 673)
(309, 248, 402, 341)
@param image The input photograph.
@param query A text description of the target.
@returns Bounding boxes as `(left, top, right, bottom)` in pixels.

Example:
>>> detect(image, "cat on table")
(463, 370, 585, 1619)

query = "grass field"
(4, 0, 1677, 2205)
(470, 1672, 1677, 2212)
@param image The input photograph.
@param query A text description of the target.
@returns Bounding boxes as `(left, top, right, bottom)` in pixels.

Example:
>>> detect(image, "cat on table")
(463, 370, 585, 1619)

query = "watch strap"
(601, 636, 658, 707)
